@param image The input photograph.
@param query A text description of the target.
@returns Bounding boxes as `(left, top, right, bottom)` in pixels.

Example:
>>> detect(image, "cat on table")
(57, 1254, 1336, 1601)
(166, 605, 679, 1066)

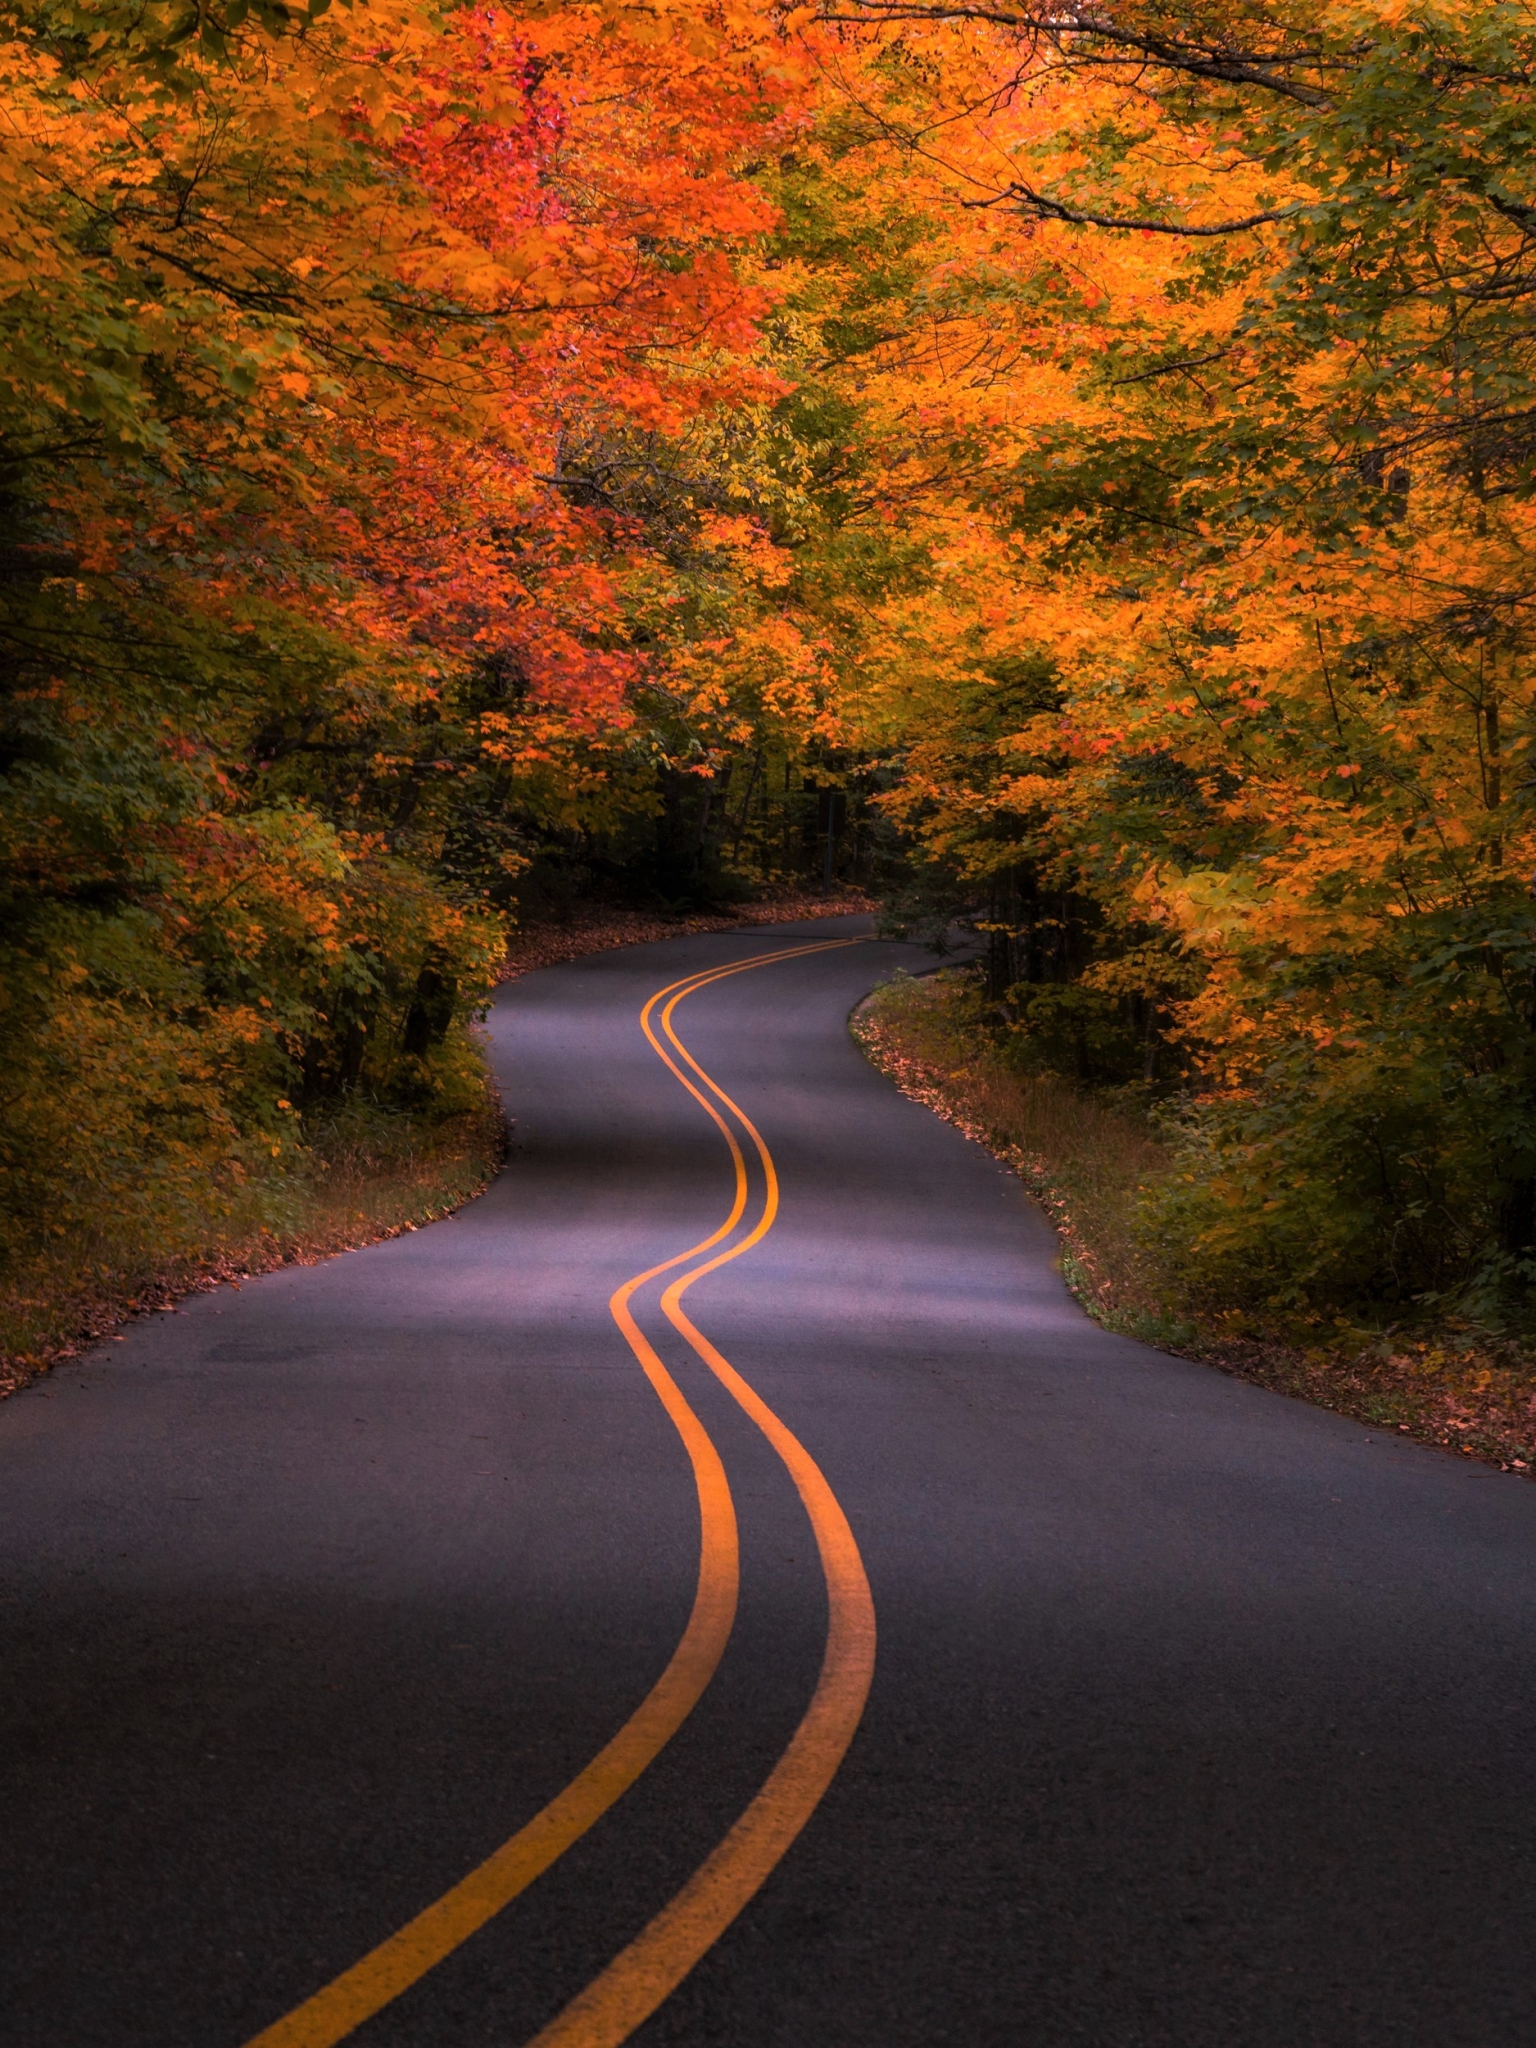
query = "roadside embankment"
(2, 892, 873, 1398)
(0, 1087, 505, 1400)
(855, 969, 1536, 1478)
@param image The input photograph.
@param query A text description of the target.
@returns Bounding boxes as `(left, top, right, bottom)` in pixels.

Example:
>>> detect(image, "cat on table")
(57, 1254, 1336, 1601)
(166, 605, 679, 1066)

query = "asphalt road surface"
(5, 913, 1536, 2048)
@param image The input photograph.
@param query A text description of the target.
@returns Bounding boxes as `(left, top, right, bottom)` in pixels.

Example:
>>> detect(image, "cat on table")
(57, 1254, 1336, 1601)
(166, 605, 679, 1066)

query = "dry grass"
(852, 970, 1177, 1341)
(856, 968, 1536, 1480)
(0, 1084, 504, 1399)
(3, 893, 873, 1399)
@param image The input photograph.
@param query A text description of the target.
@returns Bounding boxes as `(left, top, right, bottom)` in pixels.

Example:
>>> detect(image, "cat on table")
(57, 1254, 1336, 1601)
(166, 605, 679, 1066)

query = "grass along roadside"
(2, 894, 874, 1399)
(0, 1078, 505, 1401)
(853, 969, 1536, 1479)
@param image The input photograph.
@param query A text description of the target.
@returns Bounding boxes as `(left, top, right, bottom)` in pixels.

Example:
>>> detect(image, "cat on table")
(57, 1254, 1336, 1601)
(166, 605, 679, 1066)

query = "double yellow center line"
(246, 937, 876, 2048)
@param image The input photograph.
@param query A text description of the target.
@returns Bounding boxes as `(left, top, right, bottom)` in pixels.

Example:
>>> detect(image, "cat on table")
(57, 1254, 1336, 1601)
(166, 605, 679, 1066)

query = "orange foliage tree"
(13, 0, 1534, 1329)
(774, 0, 1536, 1318)
(0, 0, 810, 1295)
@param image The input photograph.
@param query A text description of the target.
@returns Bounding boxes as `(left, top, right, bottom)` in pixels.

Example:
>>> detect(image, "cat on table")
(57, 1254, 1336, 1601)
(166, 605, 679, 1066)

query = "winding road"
(4, 913, 1536, 2047)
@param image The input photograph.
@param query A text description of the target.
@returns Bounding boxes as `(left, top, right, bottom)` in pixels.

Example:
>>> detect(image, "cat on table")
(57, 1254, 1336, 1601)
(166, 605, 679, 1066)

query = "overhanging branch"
(989, 184, 1306, 236)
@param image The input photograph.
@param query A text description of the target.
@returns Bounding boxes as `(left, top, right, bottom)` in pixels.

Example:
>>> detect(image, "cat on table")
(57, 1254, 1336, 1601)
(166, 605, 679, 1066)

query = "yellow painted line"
(524, 947, 877, 2048)
(242, 936, 858, 2048)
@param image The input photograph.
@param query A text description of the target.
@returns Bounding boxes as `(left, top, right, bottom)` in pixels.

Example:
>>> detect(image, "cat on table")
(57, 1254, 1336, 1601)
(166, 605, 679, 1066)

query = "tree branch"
(817, 5, 1335, 106)
(988, 183, 1306, 236)
(1110, 349, 1229, 384)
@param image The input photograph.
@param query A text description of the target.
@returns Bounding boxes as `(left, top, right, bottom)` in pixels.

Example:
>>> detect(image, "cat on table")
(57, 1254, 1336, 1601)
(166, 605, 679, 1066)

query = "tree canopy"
(6, 0, 1536, 1326)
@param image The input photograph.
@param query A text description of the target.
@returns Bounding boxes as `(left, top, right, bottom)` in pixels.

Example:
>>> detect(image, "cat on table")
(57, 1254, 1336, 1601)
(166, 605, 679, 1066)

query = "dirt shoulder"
(855, 969, 1536, 1481)
(3, 892, 875, 1399)
(0, 1090, 506, 1401)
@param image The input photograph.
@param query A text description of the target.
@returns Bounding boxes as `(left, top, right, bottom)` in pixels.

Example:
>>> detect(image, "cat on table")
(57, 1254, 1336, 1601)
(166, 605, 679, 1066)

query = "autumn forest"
(6, 0, 1536, 1372)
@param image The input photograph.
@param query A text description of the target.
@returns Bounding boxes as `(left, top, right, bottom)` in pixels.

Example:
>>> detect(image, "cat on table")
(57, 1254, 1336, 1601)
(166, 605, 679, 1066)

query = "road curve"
(4, 913, 1536, 2047)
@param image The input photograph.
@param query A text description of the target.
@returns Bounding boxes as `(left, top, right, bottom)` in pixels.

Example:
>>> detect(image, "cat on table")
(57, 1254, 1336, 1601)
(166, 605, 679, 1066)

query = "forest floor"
(1, 889, 874, 1398)
(855, 969, 1536, 1480)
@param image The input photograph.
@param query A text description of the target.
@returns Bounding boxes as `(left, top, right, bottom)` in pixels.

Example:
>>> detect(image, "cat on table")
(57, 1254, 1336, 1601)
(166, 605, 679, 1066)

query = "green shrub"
(1139, 1034, 1533, 1323)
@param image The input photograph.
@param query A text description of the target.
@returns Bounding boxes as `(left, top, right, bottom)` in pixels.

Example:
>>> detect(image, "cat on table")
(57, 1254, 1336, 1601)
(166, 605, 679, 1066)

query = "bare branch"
(817, 4, 1336, 107)
(1110, 349, 1230, 384)
(985, 183, 1306, 236)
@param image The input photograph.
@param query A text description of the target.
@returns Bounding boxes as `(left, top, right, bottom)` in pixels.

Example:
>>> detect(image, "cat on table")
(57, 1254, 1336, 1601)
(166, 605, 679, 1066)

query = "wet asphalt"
(3, 914, 1536, 2047)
